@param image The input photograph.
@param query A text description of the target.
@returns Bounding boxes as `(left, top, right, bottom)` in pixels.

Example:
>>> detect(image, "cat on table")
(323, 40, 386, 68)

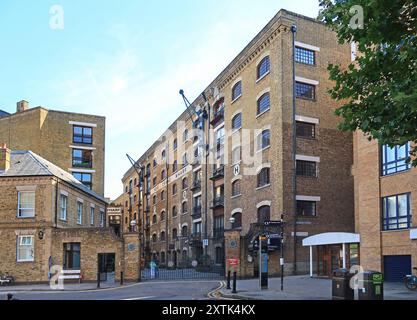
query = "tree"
(319, 0, 417, 165)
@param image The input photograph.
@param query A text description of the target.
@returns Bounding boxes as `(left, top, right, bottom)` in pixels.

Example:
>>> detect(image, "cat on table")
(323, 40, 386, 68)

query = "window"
(173, 161, 178, 173)
(160, 210, 166, 221)
(257, 93, 270, 115)
(73, 172, 92, 190)
(232, 81, 242, 101)
(172, 206, 178, 218)
(90, 207, 95, 225)
(257, 130, 270, 151)
(296, 82, 316, 100)
(161, 191, 165, 201)
(232, 114, 242, 130)
(232, 146, 242, 164)
(182, 153, 188, 167)
(295, 47, 316, 65)
(297, 201, 317, 216)
(232, 180, 241, 197)
(161, 170, 166, 181)
(182, 226, 188, 237)
(160, 231, 166, 242)
(257, 206, 270, 223)
(382, 193, 412, 231)
(193, 222, 202, 235)
(182, 202, 188, 214)
(153, 177, 157, 187)
(161, 150, 166, 160)
(296, 161, 317, 177)
(60, 194, 68, 221)
(153, 195, 157, 205)
(18, 191, 35, 218)
(173, 183, 178, 195)
(152, 214, 157, 224)
(77, 201, 83, 225)
(173, 139, 178, 150)
(232, 212, 242, 229)
(73, 126, 93, 145)
(64, 243, 80, 270)
(17, 236, 34, 262)
(257, 168, 270, 188)
(153, 159, 157, 167)
(182, 177, 188, 190)
(100, 210, 104, 227)
(296, 122, 316, 139)
(183, 129, 189, 142)
(72, 149, 92, 169)
(152, 233, 157, 243)
(172, 228, 178, 240)
(382, 143, 411, 176)
(257, 56, 270, 79)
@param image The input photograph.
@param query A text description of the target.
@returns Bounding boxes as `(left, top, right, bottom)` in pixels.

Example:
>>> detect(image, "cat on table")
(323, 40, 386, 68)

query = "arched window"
(182, 177, 188, 190)
(181, 225, 188, 237)
(257, 206, 270, 223)
(232, 81, 242, 101)
(257, 130, 271, 151)
(172, 183, 178, 195)
(161, 191, 165, 201)
(232, 212, 242, 229)
(173, 139, 178, 150)
(183, 129, 189, 142)
(257, 168, 270, 188)
(161, 170, 166, 181)
(257, 92, 270, 115)
(232, 146, 242, 165)
(162, 149, 166, 160)
(153, 159, 157, 167)
(173, 161, 178, 173)
(160, 231, 166, 242)
(152, 214, 157, 224)
(232, 180, 241, 197)
(172, 228, 178, 240)
(232, 113, 242, 130)
(153, 195, 157, 205)
(160, 210, 165, 221)
(182, 202, 188, 214)
(172, 206, 178, 218)
(152, 233, 157, 243)
(257, 56, 270, 80)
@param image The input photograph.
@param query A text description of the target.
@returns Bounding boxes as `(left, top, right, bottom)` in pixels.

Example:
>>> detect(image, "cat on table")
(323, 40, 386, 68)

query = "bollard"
(232, 272, 237, 294)
(227, 271, 231, 290)
(120, 271, 124, 286)
(97, 272, 101, 288)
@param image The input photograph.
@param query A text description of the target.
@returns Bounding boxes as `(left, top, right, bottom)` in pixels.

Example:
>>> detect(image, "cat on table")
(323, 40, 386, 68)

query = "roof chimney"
(0, 143, 11, 173)
(17, 100, 29, 113)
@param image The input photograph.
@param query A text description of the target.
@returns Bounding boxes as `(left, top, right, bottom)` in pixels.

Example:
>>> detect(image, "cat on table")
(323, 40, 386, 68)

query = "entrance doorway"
(317, 245, 342, 277)
(98, 253, 116, 283)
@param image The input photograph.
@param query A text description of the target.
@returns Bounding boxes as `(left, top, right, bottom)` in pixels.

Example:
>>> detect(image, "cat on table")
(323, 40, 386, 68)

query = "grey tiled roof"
(0, 150, 107, 203)
(0, 110, 10, 118)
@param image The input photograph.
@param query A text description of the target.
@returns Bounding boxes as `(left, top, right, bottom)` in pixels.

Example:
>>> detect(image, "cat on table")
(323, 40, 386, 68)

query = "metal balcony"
(212, 196, 225, 209)
(189, 233, 202, 247)
(211, 108, 225, 127)
(213, 228, 225, 239)
(192, 206, 202, 219)
(210, 166, 225, 180)
(191, 180, 201, 191)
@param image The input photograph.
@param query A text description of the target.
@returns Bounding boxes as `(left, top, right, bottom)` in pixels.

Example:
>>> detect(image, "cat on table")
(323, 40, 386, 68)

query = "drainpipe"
(54, 178, 59, 228)
(291, 24, 298, 275)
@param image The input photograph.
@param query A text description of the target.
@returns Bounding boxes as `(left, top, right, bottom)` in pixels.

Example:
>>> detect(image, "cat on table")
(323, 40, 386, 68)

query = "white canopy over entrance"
(302, 233, 360, 277)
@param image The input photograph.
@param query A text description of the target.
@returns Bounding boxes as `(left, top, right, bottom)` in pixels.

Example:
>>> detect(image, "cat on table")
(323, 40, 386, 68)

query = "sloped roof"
(0, 150, 107, 203)
(0, 110, 10, 118)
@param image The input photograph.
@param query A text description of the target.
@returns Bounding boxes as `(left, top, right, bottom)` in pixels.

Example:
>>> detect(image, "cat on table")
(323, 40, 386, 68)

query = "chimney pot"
(17, 100, 29, 113)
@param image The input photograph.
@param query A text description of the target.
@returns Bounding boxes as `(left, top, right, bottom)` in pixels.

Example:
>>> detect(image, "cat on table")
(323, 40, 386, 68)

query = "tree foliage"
(318, 0, 417, 165)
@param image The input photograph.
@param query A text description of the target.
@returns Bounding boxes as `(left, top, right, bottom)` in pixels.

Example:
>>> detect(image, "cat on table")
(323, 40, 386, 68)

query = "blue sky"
(0, 0, 320, 200)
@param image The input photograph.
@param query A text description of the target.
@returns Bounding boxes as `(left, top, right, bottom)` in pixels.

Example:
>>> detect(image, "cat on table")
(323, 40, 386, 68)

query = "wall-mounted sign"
(233, 164, 240, 176)
(230, 240, 238, 248)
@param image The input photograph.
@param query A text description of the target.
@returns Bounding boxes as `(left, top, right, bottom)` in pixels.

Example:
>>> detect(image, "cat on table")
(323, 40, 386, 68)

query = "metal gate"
(384, 255, 412, 282)
(141, 263, 225, 281)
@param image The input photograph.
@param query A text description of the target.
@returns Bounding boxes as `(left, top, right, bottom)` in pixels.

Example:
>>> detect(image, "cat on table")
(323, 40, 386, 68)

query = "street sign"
(203, 239, 209, 247)
(264, 221, 283, 226)
(227, 259, 239, 267)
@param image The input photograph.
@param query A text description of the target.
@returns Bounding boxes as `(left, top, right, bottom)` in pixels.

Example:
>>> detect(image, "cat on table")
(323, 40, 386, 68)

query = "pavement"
(0, 281, 126, 292)
(219, 276, 417, 300)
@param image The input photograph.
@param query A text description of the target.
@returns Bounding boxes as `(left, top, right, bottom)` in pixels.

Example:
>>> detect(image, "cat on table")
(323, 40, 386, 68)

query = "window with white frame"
(257, 56, 270, 80)
(100, 210, 105, 227)
(77, 201, 83, 225)
(90, 206, 95, 225)
(60, 194, 68, 221)
(17, 191, 35, 218)
(17, 235, 34, 262)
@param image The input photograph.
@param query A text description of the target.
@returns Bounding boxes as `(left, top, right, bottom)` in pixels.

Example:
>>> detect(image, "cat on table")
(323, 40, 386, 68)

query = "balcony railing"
(212, 196, 225, 208)
(72, 157, 93, 169)
(210, 166, 225, 180)
(190, 233, 202, 247)
(211, 108, 225, 127)
(191, 180, 201, 191)
(213, 228, 224, 239)
(192, 206, 202, 218)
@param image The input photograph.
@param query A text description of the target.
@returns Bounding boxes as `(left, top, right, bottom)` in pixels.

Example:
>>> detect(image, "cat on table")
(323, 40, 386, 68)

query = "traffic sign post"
(259, 235, 269, 290)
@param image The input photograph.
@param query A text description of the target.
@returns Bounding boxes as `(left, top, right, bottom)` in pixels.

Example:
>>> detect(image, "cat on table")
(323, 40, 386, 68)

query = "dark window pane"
(381, 143, 411, 176)
(296, 161, 317, 177)
(232, 114, 242, 130)
(382, 193, 412, 231)
(296, 82, 315, 100)
(257, 93, 270, 115)
(295, 47, 315, 65)
(257, 56, 270, 79)
(296, 122, 315, 139)
(232, 82, 242, 101)
(257, 206, 270, 223)
(297, 201, 316, 216)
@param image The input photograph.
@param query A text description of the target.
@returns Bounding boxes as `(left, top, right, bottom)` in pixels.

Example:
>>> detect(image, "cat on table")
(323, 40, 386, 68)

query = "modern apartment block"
(0, 100, 105, 195)
(353, 133, 417, 282)
(121, 9, 355, 277)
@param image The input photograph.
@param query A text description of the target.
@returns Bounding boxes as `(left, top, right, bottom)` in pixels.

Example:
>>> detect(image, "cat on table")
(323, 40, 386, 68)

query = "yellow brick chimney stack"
(0, 143, 11, 173)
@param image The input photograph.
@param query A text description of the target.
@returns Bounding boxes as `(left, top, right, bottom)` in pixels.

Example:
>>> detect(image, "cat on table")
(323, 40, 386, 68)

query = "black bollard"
(97, 272, 101, 288)
(120, 271, 124, 286)
(227, 271, 231, 290)
(232, 272, 237, 294)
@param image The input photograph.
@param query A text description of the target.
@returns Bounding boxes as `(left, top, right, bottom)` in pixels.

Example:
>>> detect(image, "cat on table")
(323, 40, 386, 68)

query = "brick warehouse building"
(119, 9, 356, 279)
(352, 133, 417, 282)
(0, 144, 140, 284)
(0, 100, 105, 195)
